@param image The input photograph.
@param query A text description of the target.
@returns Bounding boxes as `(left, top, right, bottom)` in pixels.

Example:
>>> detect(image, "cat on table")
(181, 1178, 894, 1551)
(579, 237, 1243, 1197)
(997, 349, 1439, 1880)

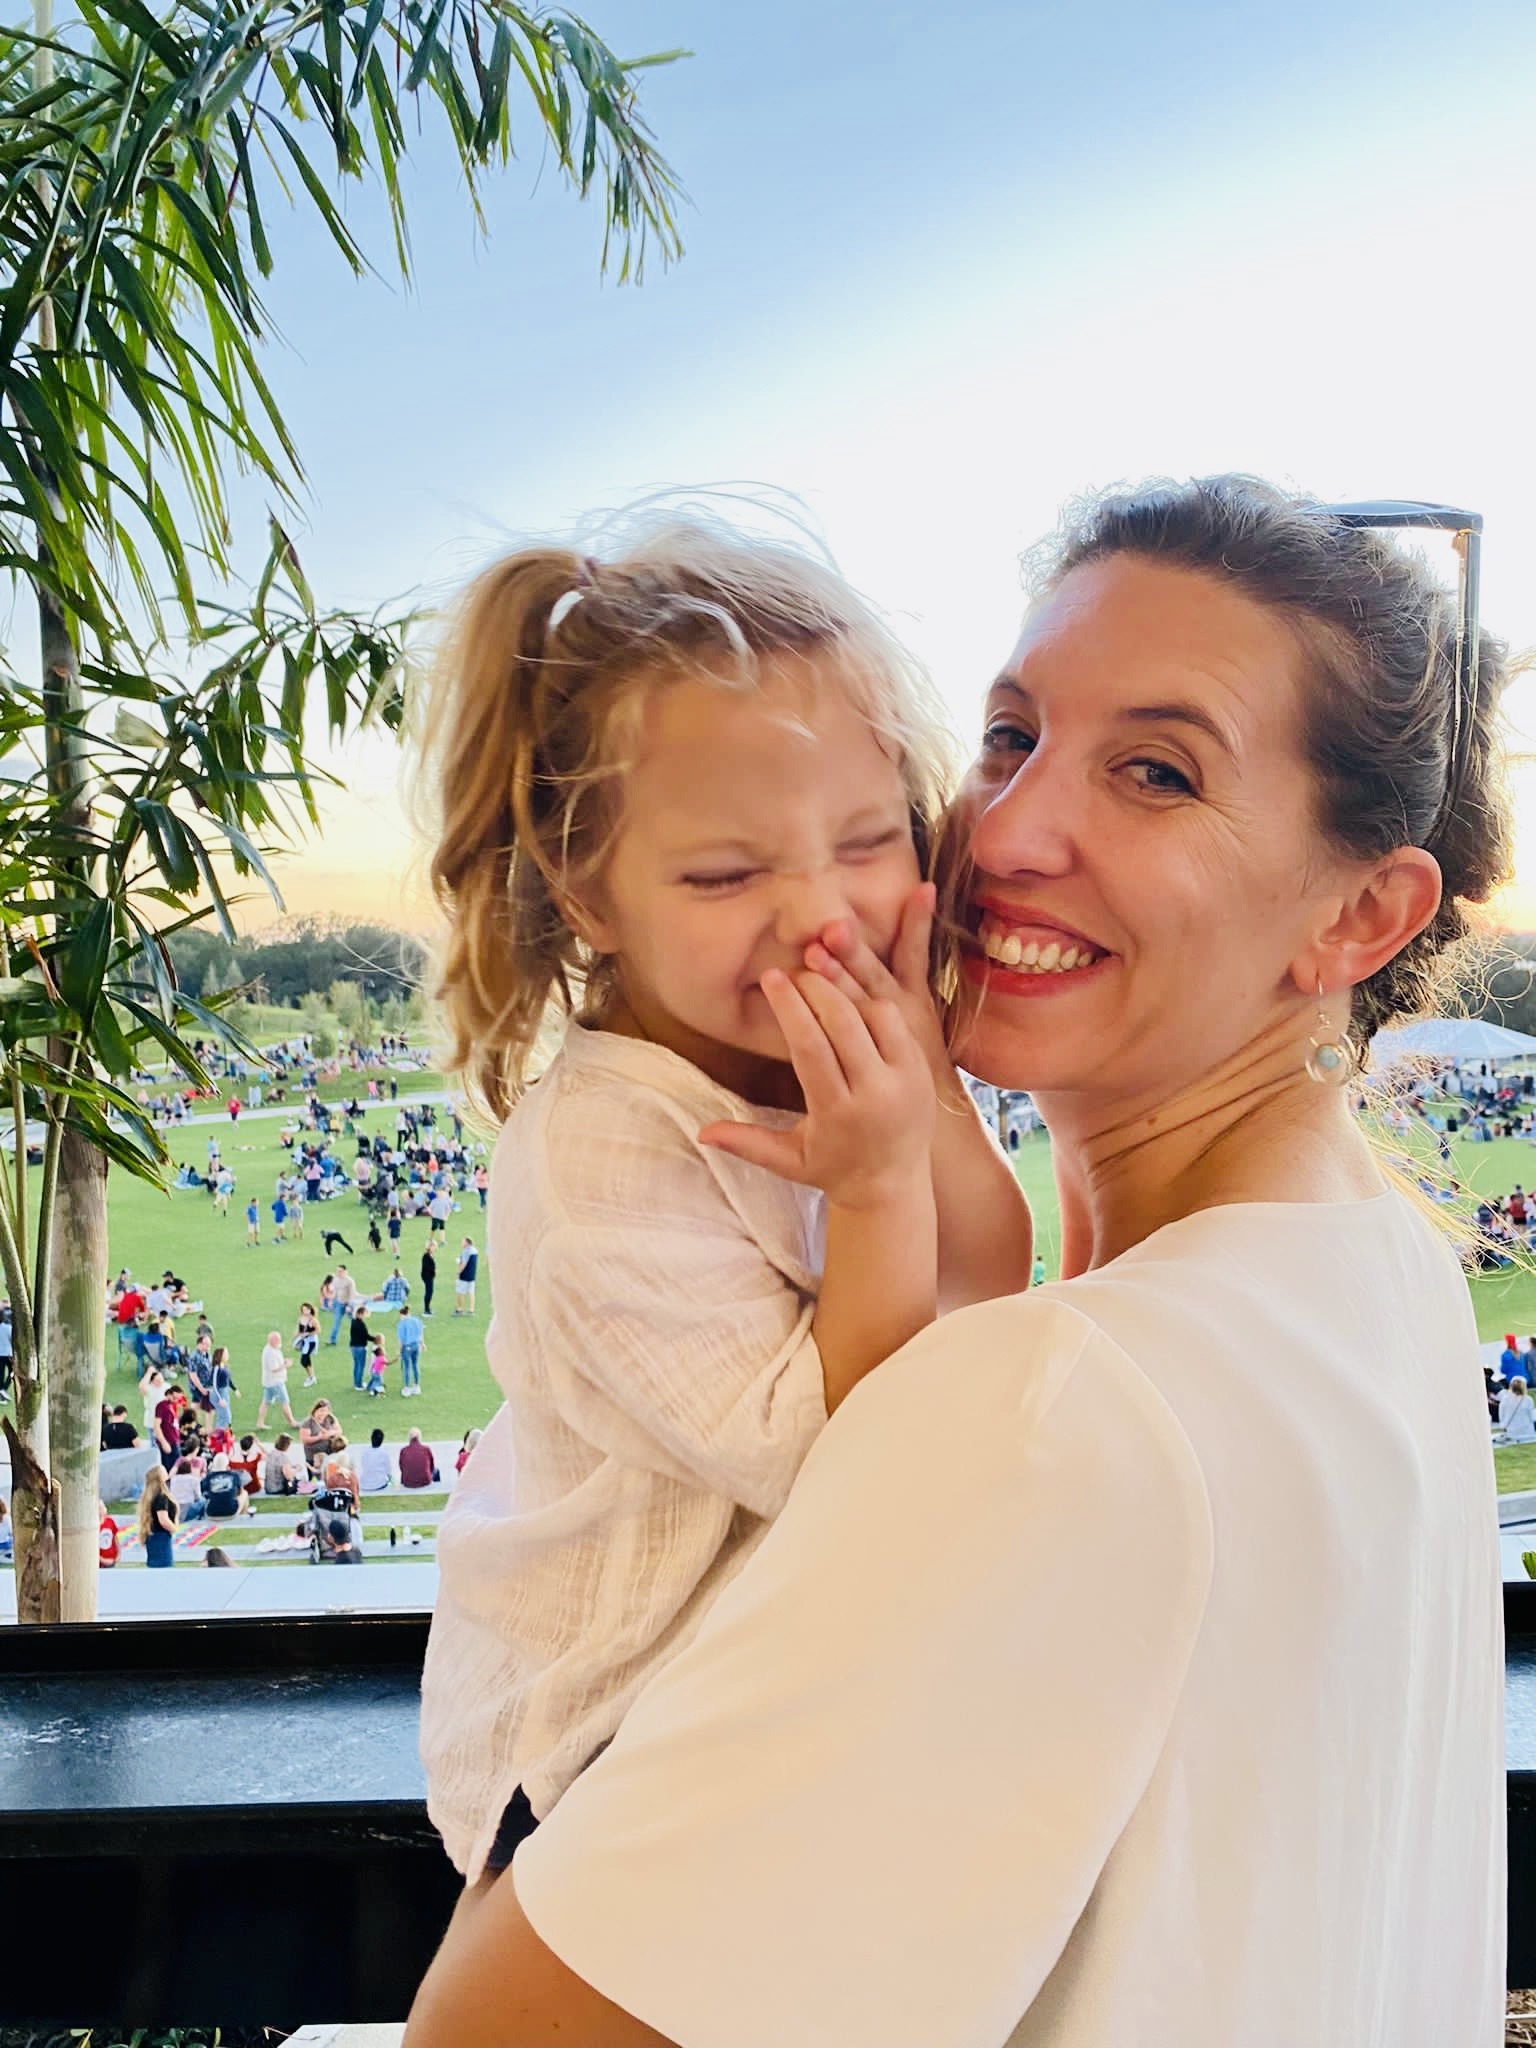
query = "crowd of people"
(98, 1391, 482, 1567)
(83, 1054, 492, 1573)
(136, 1028, 432, 1128)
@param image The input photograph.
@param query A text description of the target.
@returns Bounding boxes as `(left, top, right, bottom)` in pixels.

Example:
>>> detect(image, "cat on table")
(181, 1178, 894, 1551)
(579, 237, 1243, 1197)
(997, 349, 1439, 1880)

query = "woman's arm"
(405, 1873, 675, 2048)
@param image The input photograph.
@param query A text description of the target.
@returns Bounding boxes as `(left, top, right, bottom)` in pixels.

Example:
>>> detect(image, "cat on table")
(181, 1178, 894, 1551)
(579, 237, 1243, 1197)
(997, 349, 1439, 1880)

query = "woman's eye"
(1129, 759, 1194, 795)
(980, 722, 1034, 756)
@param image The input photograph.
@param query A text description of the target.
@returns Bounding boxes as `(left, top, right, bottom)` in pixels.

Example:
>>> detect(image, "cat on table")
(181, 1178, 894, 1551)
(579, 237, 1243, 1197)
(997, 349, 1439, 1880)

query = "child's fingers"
(892, 882, 937, 997)
(802, 941, 866, 1004)
(854, 990, 923, 1074)
(815, 918, 899, 1005)
(791, 970, 883, 1089)
(697, 1119, 810, 1184)
(759, 970, 848, 1107)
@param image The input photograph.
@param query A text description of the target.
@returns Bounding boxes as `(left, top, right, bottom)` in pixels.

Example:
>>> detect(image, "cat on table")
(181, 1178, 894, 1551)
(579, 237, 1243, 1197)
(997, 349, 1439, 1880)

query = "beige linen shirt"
(420, 1023, 827, 1882)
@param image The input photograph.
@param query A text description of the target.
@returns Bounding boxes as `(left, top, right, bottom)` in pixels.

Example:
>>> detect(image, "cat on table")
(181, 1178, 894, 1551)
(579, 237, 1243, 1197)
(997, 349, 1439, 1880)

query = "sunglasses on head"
(1322, 500, 1483, 834)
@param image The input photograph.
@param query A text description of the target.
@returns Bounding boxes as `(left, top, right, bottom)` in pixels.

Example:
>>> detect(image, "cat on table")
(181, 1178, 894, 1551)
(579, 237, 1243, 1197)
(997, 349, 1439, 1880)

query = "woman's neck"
(1039, 1029, 1386, 1278)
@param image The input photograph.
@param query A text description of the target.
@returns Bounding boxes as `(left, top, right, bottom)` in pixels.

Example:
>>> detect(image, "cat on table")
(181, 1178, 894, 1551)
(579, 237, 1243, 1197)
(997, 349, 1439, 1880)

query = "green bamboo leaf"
(267, 116, 366, 272)
(405, 0, 453, 92)
(54, 896, 114, 1023)
(347, 0, 388, 105)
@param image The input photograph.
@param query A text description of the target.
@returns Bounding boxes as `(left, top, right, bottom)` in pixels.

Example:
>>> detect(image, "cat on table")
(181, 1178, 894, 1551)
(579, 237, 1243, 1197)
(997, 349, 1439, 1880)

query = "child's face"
(587, 656, 921, 1094)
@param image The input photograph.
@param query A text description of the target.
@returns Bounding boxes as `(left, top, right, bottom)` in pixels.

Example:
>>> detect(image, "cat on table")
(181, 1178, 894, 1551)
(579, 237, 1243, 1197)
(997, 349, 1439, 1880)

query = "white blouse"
(515, 1187, 1505, 2047)
(419, 1023, 828, 1882)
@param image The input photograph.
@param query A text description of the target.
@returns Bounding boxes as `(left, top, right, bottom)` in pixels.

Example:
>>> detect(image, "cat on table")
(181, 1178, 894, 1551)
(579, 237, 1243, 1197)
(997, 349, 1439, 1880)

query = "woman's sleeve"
(531, 1209, 827, 1521)
(512, 1298, 1214, 2048)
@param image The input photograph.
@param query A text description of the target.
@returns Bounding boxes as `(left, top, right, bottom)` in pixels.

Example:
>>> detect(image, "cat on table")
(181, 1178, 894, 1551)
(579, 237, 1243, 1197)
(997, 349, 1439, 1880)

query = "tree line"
(167, 919, 430, 1009)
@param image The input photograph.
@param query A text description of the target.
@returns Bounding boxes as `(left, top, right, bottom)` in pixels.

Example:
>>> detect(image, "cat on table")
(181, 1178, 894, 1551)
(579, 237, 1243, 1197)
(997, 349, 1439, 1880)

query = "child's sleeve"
(530, 1204, 827, 1521)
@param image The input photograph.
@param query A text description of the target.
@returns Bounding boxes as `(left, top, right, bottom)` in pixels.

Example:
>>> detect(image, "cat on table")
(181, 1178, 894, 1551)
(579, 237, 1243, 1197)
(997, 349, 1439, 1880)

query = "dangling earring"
(1305, 976, 1356, 1085)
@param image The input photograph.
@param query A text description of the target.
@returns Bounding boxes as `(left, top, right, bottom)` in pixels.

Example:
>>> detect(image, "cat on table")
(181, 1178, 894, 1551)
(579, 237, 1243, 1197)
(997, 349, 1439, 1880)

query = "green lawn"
(96, 1095, 495, 1457)
(72, 1100, 1536, 1496)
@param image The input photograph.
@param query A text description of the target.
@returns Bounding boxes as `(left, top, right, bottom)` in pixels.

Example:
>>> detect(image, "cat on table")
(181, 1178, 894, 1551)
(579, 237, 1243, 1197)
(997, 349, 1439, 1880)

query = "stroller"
(306, 1486, 357, 1564)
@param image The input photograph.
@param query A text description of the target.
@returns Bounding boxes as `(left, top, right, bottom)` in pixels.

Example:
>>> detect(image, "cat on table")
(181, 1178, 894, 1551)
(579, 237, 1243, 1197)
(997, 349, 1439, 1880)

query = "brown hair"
(1029, 475, 1516, 1050)
(409, 516, 957, 1125)
(136, 1463, 170, 1546)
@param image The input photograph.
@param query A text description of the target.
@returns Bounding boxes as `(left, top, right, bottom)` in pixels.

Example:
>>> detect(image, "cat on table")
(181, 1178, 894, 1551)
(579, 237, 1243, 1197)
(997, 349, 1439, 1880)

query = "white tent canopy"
(1370, 1017, 1536, 1065)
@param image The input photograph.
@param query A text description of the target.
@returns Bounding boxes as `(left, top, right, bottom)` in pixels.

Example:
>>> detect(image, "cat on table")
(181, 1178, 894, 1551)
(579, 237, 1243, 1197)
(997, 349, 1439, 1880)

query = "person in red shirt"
(113, 1283, 146, 1366)
(152, 1392, 181, 1472)
(98, 1503, 120, 1569)
(398, 1428, 439, 1490)
(227, 1095, 241, 1123)
(229, 1433, 265, 1495)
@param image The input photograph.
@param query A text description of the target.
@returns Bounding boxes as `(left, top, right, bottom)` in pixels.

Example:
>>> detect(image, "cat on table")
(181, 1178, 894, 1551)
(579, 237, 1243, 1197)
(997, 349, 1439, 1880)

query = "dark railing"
(4, 1585, 1535, 2027)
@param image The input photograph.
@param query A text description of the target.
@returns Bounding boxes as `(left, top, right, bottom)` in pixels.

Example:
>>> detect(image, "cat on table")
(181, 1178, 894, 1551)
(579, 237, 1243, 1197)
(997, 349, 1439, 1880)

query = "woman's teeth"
(977, 919, 1105, 975)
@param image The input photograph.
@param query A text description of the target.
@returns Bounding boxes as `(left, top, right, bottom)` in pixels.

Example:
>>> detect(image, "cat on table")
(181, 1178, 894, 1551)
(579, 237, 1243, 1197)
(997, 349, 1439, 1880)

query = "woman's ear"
(1294, 845, 1443, 997)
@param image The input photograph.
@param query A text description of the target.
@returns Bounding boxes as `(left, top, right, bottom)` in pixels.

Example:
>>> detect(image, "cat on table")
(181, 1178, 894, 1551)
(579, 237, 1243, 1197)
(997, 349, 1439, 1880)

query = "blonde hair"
(410, 516, 957, 1124)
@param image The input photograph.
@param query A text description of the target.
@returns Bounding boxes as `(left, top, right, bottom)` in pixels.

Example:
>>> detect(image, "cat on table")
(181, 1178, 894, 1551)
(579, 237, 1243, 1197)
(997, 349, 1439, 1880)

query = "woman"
(263, 1432, 306, 1496)
(301, 1399, 346, 1474)
(207, 1345, 235, 1435)
(1498, 1376, 1536, 1445)
(137, 1464, 177, 1568)
(294, 1301, 321, 1388)
(407, 478, 1510, 2047)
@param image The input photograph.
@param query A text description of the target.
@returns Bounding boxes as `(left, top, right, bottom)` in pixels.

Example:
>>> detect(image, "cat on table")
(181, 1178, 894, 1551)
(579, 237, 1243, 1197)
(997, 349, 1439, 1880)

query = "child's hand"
(699, 966, 934, 1210)
(804, 882, 950, 1081)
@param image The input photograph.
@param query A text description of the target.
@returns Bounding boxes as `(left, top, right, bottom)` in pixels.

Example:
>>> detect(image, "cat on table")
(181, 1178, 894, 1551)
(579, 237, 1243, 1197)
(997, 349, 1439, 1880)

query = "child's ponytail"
(416, 547, 596, 1125)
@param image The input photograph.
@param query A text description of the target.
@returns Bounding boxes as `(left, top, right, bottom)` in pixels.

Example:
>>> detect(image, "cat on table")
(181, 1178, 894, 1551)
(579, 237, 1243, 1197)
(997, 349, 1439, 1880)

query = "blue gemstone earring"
(1305, 977, 1356, 1085)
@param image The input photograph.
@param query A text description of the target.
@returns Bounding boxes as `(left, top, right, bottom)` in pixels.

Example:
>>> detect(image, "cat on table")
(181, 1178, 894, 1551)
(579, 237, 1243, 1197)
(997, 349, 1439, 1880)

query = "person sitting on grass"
(301, 1400, 346, 1473)
(168, 1457, 206, 1521)
(229, 1433, 265, 1496)
(358, 1427, 394, 1492)
(200, 1455, 248, 1521)
(399, 1427, 439, 1491)
(1499, 1377, 1536, 1445)
(263, 1433, 306, 1496)
(205, 1547, 233, 1567)
(323, 1449, 362, 1515)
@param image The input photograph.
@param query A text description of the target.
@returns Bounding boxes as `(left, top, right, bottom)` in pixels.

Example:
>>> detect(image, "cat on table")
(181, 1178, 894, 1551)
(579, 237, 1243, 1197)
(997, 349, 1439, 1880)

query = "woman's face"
(949, 555, 1344, 1101)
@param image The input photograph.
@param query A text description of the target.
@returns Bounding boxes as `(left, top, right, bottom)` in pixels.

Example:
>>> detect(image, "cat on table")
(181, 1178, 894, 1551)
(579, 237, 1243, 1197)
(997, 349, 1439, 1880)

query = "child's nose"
(773, 867, 853, 952)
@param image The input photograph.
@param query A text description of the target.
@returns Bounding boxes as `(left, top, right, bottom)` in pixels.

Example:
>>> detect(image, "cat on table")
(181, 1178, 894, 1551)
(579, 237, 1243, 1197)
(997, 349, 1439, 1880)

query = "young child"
(367, 1343, 389, 1398)
(415, 519, 1034, 1886)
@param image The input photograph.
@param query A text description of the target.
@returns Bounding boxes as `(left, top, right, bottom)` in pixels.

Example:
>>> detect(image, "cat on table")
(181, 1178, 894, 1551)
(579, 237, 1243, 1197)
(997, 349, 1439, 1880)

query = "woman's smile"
(960, 889, 1117, 995)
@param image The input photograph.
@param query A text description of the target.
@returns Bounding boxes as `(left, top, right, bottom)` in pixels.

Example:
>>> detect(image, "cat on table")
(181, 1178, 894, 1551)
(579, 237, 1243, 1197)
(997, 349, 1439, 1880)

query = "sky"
(208, 0, 1536, 937)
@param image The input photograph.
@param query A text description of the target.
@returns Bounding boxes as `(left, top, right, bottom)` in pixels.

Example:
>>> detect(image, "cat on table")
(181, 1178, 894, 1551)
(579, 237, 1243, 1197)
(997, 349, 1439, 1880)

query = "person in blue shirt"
(1501, 1335, 1523, 1384)
(396, 1308, 425, 1396)
(379, 1267, 411, 1311)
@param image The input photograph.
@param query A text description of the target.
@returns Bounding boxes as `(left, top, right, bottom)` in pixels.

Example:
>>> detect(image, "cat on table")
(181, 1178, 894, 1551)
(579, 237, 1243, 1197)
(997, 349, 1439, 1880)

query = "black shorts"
(483, 1785, 539, 1875)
